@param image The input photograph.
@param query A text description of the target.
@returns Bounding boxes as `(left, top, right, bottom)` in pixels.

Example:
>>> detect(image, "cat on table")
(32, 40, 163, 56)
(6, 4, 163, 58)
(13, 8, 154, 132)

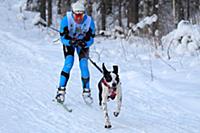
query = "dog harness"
(102, 79, 117, 100)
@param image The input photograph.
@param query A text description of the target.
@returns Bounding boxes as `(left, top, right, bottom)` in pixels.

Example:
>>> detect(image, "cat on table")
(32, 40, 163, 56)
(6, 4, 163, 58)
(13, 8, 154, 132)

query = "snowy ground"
(0, 1, 200, 133)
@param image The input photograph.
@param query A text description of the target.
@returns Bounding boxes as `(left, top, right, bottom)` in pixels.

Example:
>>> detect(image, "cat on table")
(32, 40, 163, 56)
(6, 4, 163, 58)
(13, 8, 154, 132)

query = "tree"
(152, 0, 159, 36)
(26, 0, 33, 10)
(177, 0, 184, 22)
(86, 0, 93, 16)
(26, 0, 40, 11)
(57, 0, 72, 16)
(47, 0, 52, 26)
(107, 0, 112, 14)
(57, 0, 62, 15)
(127, 0, 139, 27)
(172, 0, 176, 22)
(61, 0, 72, 16)
(143, 0, 151, 16)
(39, 0, 46, 21)
(117, 0, 122, 27)
(186, 0, 190, 20)
(173, 0, 184, 25)
(101, 0, 106, 30)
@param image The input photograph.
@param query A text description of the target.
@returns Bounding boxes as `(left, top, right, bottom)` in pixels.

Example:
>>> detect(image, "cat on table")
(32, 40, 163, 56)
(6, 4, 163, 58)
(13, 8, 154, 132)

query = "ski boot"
(55, 87, 66, 103)
(82, 88, 93, 105)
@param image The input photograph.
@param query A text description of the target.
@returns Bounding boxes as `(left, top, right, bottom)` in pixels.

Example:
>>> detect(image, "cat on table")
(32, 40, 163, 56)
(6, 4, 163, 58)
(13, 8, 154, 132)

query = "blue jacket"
(60, 11, 95, 48)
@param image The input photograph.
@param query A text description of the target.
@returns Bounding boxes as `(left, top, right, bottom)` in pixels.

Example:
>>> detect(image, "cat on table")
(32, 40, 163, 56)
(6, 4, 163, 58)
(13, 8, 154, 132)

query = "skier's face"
(73, 11, 84, 24)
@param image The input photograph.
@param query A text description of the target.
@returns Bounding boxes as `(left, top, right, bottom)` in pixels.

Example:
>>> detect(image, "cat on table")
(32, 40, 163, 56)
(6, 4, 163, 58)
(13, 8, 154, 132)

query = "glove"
(84, 28, 92, 41)
(69, 39, 77, 46)
(77, 40, 86, 48)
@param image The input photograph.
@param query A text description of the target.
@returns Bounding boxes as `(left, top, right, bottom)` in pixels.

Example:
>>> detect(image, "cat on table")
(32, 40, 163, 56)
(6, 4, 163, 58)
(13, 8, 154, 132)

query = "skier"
(55, 1, 95, 104)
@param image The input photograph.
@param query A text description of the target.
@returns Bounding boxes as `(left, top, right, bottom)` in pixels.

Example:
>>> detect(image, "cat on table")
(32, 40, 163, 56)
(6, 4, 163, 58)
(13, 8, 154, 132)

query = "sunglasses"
(73, 12, 84, 23)
(74, 13, 84, 18)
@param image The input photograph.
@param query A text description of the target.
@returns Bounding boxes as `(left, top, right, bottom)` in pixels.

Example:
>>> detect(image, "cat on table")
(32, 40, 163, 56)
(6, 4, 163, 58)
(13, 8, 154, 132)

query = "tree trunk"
(118, 1, 122, 27)
(127, 0, 139, 27)
(177, 0, 184, 23)
(173, 0, 184, 25)
(86, 0, 93, 16)
(144, 0, 150, 16)
(57, 0, 62, 15)
(106, 0, 112, 14)
(152, 0, 159, 36)
(47, 0, 52, 26)
(26, 0, 33, 10)
(186, 0, 190, 20)
(26, 0, 40, 11)
(101, 0, 106, 30)
(172, 0, 176, 23)
(61, 0, 71, 17)
(39, 0, 46, 21)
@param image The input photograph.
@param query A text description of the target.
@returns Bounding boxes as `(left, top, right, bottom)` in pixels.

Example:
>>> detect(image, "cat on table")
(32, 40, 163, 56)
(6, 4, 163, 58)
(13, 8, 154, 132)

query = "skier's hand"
(77, 39, 86, 48)
(69, 39, 77, 46)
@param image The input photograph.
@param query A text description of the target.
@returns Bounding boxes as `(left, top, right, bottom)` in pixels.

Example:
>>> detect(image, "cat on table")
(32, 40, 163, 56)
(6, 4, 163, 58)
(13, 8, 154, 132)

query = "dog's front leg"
(102, 94, 111, 128)
(114, 83, 122, 117)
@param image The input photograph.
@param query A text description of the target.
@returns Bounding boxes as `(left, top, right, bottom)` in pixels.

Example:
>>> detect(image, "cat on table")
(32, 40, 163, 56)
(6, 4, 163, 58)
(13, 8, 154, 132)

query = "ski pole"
(48, 26, 60, 33)
(38, 19, 60, 33)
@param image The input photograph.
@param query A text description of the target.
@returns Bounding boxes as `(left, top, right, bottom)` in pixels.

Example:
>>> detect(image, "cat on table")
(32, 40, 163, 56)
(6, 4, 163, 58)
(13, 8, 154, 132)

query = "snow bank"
(162, 20, 200, 57)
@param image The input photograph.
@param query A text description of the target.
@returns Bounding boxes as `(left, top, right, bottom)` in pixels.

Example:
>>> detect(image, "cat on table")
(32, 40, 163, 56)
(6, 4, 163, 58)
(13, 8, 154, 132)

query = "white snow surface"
(1, 1, 200, 133)
(162, 20, 200, 56)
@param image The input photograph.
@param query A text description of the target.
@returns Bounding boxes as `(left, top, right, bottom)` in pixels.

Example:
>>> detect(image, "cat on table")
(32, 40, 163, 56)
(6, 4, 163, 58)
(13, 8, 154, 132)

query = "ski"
(52, 99, 73, 112)
(59, 103, 73, 112)
(82, 95, 93, 105)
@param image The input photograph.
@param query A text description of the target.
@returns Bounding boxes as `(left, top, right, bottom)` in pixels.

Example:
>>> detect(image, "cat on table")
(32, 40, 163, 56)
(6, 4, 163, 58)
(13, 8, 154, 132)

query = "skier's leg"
(59, 45, 75, 87)
(56, 45, 75, 103)
(77, 47, 93, 104)
(77, 47, 90, 89)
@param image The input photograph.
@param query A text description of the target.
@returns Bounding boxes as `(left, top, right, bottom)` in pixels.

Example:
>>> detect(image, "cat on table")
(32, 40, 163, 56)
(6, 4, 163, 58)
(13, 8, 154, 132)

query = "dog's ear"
(102, 63, 109, 74)
(113, 65, 118, 74)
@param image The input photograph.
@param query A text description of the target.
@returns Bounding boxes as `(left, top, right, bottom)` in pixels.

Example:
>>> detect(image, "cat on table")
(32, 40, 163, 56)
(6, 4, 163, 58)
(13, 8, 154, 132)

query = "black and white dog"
(98, 63, 122, 128)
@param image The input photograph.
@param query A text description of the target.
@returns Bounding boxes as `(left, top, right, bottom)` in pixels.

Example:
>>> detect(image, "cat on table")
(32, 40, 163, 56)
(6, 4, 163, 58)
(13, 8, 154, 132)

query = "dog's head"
(102, 63, 120, 88)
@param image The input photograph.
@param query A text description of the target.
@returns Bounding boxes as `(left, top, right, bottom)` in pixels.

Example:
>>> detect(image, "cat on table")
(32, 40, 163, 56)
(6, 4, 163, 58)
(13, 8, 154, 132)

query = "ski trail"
(1, 1, 200, 132)
(0, 29, 62, 132)
(119, 70, 200, 133)
(1, 29, 199, 132)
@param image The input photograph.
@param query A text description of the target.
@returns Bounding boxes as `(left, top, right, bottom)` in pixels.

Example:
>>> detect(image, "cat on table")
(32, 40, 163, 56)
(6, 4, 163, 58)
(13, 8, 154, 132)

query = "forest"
(26, 0, 200, 38)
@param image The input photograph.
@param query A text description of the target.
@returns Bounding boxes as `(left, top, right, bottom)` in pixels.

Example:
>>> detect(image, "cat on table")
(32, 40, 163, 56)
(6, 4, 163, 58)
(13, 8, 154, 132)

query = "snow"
(162, 20, 200, 57)
(131, 14, 158, 32)
(1, 1, 200, 133)
(32, 13, 43, 25)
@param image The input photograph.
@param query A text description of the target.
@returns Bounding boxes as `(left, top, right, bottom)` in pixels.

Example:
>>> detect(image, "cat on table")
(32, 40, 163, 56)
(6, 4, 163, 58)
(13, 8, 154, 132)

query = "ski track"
(1, 1, 200, 133)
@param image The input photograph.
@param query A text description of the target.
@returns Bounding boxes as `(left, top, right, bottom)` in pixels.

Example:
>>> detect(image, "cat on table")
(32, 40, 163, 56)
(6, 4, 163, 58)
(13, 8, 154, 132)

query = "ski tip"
(83, 97, 94, 106)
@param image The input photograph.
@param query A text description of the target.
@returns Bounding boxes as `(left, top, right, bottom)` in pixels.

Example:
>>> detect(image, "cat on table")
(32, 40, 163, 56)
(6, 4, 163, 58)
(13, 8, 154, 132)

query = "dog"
(98, 63, 122, 128)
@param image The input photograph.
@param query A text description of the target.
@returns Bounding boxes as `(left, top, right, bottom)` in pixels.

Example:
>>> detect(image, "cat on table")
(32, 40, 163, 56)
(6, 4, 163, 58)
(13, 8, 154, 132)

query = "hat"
(72, 1, 85, 13)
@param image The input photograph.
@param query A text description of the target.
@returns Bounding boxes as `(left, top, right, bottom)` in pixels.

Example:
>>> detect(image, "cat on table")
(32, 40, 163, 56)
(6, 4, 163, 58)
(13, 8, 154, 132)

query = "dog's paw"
(113, 112, 119, 117)
(99, 105, 103, 110)
(105, 121, 112, 128)
(105, 124, 112, 128)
